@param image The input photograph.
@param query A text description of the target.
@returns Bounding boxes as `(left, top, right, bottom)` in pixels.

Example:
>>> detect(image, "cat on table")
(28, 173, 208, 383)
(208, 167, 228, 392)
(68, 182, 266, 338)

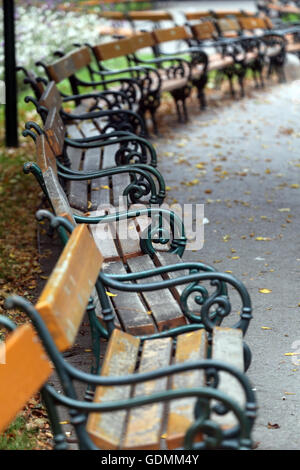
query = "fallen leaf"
(255, 237, 272, 241)
(259, 288, 272, 294)
(267, 422, 280, 429)
(106, 292, 118, 297)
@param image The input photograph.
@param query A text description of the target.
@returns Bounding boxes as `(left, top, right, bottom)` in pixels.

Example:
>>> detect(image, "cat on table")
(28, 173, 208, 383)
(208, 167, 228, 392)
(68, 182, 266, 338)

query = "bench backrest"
(36, 223, 103, 351)
(213, 10, 253, 18)
(46, 46, 91, 83)
(152, 26, 192, 44)
(35, 132, 76, 226)
(185, 11, 213, 21)
(0, 324, 52, 433)
(238, 16, 268, 31)
(39, 80, 63, 112)
(131, 31, 156, 52)
(43, 104, 65, 157)
(191, 21, 218, 41)
(128, 10, 173, 22)
(93, 37, 135, 61)
(217, 17, 241, 37)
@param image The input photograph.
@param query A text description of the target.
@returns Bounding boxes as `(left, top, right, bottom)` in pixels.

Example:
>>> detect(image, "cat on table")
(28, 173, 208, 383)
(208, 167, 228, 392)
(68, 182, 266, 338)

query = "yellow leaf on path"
(101, 185, 109, 189)
(87, 201, 92, 209)
(106, 292, 118, 297)
(259, 288, 272, 294)
(232, 256, 240, 260)
(255, 237, 272, 241)
(166, 186, 172, 191)
(285, 352, 300, 356)
(261, 327, 272, 330)
(278, 208, 290, 212)
(290, 184, 300, 189)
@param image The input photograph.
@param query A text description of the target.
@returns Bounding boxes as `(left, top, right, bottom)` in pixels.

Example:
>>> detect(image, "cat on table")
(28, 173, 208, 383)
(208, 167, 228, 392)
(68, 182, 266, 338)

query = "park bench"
(185, 21, 256, 99)
(90, 26, 251, 114)
(35, 45, 163, 135)
(23, 128, 214, 336)
(0, 217, 256, 450)
(237, 16, 288, 82)
(89, 30, 196, 124)
(32, 79, 158, 168)
(19, 64, 147, 140)
(24, 123, 250, 345)
(24, 108, 165, 215)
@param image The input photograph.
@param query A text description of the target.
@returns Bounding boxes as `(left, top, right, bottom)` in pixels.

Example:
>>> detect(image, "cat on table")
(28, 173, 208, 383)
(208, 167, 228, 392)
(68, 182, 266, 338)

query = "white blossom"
(0, 5, 107, 88)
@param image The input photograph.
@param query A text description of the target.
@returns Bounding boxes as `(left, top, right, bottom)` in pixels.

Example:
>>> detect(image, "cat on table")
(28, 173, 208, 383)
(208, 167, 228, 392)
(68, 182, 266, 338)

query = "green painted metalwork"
(0, 300, 257, 450)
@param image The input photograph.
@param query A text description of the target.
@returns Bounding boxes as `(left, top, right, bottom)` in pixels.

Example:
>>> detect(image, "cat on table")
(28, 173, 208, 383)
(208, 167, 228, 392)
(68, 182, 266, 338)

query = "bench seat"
(87, 327, 245, 450)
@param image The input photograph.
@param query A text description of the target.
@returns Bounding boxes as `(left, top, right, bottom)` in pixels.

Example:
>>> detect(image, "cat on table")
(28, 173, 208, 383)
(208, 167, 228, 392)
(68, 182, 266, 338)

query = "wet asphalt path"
(153, 77, 300, 450)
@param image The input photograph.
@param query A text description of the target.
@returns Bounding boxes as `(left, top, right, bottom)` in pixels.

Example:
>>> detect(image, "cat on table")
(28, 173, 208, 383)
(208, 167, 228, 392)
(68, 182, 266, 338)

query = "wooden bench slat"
(87, 329, 140, 449)
(77, 120, 111, 211)
(0, 324, 52, 433)
(66, 125, 89, 212)
(211, 327, 245, 429)
(154, 251, 188, 303)
(109, 207, 143, 261)
(103, 261, 156, 335)
(111, 173, 131, 208)
(89, 210, 121, 262)
(36, 224, 103, 351)
(123, 337, 173, 450)
(126, 255, 186, 331)
(43, 166, 76, 226)
(166, 329, 207, 449)
(44, 107, 65, 156)
(101, 141, 119, 170)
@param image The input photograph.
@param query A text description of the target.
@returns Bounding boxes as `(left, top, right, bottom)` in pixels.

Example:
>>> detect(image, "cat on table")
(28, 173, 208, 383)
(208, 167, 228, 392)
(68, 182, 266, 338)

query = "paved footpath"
(153, 78, 300, 450)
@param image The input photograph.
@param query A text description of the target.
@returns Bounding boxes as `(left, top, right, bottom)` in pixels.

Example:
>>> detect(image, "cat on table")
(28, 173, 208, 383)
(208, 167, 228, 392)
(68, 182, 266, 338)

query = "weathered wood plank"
(43, 166, 76, 226)
(103, 261, 156, 334)
(113, 208, 142, 260)
(154, 251, 188, 303)
(123, 337, 172, 450)
(211, 327, 245, 429)
(166, 329, 207, 449)
(0, 325, 52, 433)
(36, 224, 103, 351)
(80, 121, 111, 211)
(87, 330, 140, 449)
(89, 209, 121, 262)
(126, 255, 185, 331)
(66, 124, 88, 211)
